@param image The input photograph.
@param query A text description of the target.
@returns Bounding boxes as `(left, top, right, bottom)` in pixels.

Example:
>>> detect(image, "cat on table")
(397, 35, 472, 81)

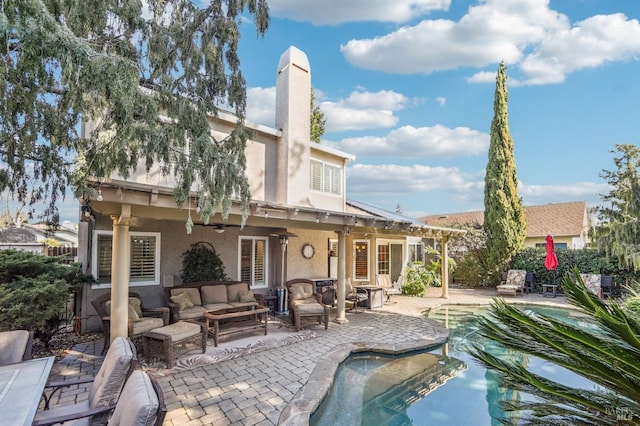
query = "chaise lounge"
(496, 269, 526, 296)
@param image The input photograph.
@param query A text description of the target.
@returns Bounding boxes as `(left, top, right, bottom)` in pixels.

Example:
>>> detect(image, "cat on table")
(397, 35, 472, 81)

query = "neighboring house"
(0, 222, 78, 258)
(420, 201, 592, 249)
(77, 46, 464, 333)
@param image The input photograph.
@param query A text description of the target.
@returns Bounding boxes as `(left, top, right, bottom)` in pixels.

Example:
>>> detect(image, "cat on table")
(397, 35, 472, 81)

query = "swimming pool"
(310, 304, 600, 425)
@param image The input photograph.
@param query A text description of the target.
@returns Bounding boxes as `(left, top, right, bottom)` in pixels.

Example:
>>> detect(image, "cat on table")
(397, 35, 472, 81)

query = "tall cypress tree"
(483, 61, 527, 280)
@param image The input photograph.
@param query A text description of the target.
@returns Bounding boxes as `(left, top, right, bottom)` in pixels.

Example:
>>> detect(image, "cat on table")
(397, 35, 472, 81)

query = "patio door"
(377, 241, 404, 283)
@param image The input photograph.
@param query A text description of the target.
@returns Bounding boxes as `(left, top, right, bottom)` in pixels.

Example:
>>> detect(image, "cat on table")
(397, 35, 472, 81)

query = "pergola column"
(440, 235, 450, 299)
(110, 210, 131, 342)
(335, 230, 347, 324)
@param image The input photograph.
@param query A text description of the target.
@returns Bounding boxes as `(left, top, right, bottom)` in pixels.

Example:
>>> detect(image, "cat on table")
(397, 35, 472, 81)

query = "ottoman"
(292, 303, 329, 332)
(142, 320, 207, 368)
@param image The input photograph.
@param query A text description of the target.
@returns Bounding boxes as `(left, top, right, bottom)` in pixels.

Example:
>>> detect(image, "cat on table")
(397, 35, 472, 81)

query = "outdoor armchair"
(496, 269, 526, 296)
(0, 330, 33, 365)
(286, 279, 330, 332)
(346, 279, 369, 312)
(91, 292, 170, 354)
(35, 336, 137, 425)
(36, 370, 165, 426)
(376, 274, 402, 303)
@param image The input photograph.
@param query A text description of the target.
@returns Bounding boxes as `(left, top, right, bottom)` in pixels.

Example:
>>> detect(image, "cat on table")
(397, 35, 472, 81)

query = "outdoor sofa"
(165, 280, 260, 322)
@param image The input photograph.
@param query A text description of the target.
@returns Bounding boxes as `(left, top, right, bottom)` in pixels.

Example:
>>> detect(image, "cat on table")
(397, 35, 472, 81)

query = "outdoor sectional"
(164, 280, 260, 323)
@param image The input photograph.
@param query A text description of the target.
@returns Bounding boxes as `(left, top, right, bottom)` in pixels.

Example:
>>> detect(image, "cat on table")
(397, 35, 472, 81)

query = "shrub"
(403, 261, 439, 297)
(0, 249, 94, 348)
(180, 241, 228, 283)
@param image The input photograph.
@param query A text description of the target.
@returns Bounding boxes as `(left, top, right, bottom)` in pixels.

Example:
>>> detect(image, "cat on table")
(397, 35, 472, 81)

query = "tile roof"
(419, 201, 589, 238)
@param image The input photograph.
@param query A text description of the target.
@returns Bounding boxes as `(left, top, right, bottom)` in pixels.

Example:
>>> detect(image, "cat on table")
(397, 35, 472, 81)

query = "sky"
(236, 0, 640, 220)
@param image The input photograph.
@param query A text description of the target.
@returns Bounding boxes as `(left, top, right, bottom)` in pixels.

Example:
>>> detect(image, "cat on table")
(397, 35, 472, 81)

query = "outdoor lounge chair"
(376, 274, 402, 303)
(286, 279, 330, 332)
(35, 336, 137, 425)
(92, 292, 170, 354)
(38, 370, 165, 426)
(0, 330, 33, 365)
(496, 269, 526, 296)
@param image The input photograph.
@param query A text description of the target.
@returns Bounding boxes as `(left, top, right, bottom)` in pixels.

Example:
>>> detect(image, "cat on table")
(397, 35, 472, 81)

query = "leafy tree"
(2, 0, 269, 227)
(310, 88, 326, 143)
(470, 269, 640, 425)
(0, 249, 94, 348)
(483, 61, 526, 281)
(596, 144, 640, 271)
(180, 241, 228, 283)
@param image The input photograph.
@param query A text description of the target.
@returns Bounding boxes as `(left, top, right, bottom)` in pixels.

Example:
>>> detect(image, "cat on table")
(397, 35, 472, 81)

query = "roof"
(420, 201, 589, 238)
(347, 199, 424, 226)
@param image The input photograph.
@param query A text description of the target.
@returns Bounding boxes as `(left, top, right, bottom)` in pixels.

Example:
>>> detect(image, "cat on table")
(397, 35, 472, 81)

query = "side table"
(542, 284, 558, 298)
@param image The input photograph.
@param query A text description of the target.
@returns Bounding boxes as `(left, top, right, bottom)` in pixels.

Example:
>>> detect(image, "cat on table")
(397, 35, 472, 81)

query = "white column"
(110, 215, 131, 341)
(335, 231, 347, 323)
(440, 236, 449, 299)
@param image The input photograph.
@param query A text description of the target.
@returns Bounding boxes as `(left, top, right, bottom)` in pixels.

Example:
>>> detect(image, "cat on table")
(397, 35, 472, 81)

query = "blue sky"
(237, 0, 640, 219)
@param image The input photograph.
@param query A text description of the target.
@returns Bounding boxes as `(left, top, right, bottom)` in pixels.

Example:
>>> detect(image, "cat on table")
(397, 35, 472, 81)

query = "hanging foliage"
(1, 0, 269, 226)
(180, 241, 228, 283)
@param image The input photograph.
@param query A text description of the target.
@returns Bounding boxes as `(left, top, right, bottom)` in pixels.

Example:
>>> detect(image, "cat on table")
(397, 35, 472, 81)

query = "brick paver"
(43, 288, 570, 425)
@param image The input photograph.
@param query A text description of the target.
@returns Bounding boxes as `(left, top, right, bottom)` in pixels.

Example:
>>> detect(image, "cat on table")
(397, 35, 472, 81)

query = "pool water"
(310, 305, 600, 426)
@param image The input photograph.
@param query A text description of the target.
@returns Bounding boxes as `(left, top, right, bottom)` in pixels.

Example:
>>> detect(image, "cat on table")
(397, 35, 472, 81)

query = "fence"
(46, 246, 78, 264)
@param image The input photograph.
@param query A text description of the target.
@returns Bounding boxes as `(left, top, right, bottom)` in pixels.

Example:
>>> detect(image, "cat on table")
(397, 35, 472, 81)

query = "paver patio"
(44, 287, 571, 425)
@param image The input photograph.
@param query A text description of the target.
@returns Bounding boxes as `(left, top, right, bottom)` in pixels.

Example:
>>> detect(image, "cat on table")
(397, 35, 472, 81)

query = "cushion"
(170, 288, 202, 306)
(90, 336, 134, 408)
(128, 305, 140, 321)
(289, 283, 313, 300)
(226, 283, 249, 302)
(296, 303, 325, 315)
(128, 297, 143, 318)
(109, 370, 159, 426)
(201, 285, 228, 304)
(238, 289, 256, 303)
(175, 306, 207, 320)
(170, 292, 194, 311)
(203, 303, 233, 312)
(150, 321, 201, 342)
(132, 317, 164, 335)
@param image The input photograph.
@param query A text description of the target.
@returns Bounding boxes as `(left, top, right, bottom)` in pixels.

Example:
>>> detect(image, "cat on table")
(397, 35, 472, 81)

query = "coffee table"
(204, 306, 269, 347)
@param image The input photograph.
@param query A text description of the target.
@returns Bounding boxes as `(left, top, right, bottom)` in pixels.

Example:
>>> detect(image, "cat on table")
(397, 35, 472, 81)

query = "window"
(92, 231, 161, 288)
(239, 237, 268, 289)
(311, 160, 342, 195)
(408, 242, 425, 263)
(535, 242, 567, 249)
(377, 244, 390, 274)
(354, 240, 369, 281)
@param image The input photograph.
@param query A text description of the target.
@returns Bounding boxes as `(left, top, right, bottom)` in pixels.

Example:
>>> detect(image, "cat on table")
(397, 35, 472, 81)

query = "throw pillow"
(238, 289, 256, 303)
(170, 292, 194, 311)
(128, 305, 140, 321)
(128, 297, 143, 318)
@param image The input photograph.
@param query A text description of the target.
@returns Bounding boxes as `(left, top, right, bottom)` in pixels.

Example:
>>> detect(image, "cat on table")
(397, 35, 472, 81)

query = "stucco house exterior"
(77, 46, 464, 334)
(420, 201, 592, 249)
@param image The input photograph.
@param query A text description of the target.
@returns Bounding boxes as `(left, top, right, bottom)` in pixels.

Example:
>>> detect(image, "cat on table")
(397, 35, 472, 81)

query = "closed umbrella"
(544, 235, 558, 285)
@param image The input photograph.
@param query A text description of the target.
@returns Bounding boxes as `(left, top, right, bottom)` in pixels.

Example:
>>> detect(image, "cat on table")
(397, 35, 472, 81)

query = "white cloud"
(266, 0, 450, 25)
(334, 125, 489, 158)
(519, 181, 610, 205)
(246, 87, 276, 127)
(321, 89, 412, 132)
(435, 96, 446, 106)
(347, 163, 467, 194)
(340, 0, 640, 85)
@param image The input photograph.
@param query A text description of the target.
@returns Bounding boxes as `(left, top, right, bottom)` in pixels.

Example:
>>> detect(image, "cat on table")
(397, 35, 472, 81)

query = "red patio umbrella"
(544, 235, 558, 286)
(544, 235, 558, 270)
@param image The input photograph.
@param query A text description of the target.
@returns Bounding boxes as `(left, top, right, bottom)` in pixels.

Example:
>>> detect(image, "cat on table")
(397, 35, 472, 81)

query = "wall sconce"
(81, 205, 96, 222)
(315, 215, 320, 223)
(214, 224, 225, 234)
(264, 210, 269, 219)
(96, 188, 103, 202)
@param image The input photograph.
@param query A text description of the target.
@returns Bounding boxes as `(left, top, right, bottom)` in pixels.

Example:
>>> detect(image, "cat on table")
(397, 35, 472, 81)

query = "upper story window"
(311, 160, 342, 195)
(239, 236, 268, 289)
(92, 231, 161, 288)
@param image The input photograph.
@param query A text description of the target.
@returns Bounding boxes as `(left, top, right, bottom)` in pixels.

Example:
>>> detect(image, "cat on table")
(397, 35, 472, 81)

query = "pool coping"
(277, 319, 450, 425)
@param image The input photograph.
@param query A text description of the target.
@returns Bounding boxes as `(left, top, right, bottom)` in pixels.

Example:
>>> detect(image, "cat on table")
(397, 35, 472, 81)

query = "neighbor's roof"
(420, 201, 589, 238)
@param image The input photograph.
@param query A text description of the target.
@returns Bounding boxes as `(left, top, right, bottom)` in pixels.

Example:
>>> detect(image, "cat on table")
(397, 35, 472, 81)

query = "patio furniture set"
(0, 331, 165, 425)
(497, 269, 619, 299)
